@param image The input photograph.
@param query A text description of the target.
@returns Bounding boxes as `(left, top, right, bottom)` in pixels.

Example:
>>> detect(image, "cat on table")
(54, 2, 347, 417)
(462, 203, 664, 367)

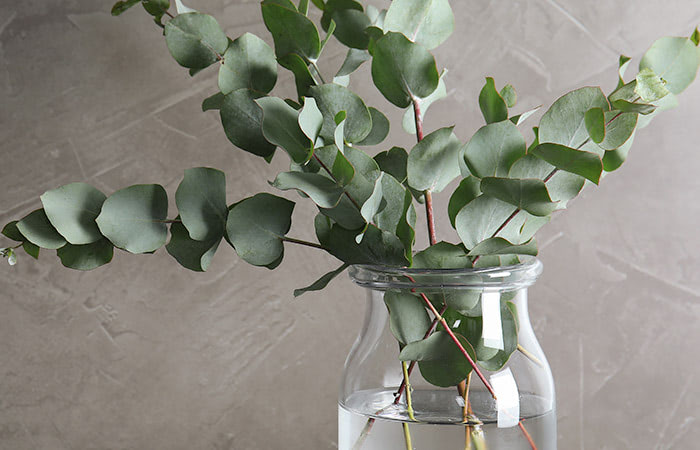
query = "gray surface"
(1, 1, 699, 449)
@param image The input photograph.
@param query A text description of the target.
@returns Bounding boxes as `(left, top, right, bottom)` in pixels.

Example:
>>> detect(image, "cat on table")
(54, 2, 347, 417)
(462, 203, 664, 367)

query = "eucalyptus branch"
(312, 154, 363, 211)
(412, 99, 438, 246)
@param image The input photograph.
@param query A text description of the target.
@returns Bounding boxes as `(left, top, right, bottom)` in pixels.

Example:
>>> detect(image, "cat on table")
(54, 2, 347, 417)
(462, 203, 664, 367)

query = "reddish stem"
(413, 100, 438, 247)
(519, 421, 538, 450)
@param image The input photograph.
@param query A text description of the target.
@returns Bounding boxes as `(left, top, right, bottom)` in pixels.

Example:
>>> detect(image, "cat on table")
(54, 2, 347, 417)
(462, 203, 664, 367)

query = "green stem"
(309, 60, 327, 84)
(402, 423, 413, 450)
(401, 361, 416, 421)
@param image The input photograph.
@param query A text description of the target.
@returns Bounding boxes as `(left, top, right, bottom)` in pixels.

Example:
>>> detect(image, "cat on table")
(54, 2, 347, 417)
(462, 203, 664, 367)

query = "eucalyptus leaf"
(166, 220, 220, 272)
(294, 263, 349, 297)
(455, 195, 516, 250)
(500, 84, 517, 108)
(202, 92, 224, 111)
(462, 120, 526, 178)
(321, 1, 371, 49)
(602, 131, 635, 172)
(356, 107, 389, 146)
(510, 106, 541, 126)
(399, 331, 475, 387)
(258, 96, 311, 163)
(374, 147, 408, 183)
(383, 0, 454, 50)
(371, 32, 440, 108)
(40, 183, 106, 245)
(324, 223, 408, 266)
(314, 144, 355, 186)
(278, 53, 317, 99)
(218, 33, 277, 95)
(17, 209, 67, 250)
(226, 193, 295, 267)
(509, 154, 584, 208)
(539, 87, 609, 149)
(96, 184, 168, 254)
(384, 291, 432, 344)
(584, 107, 606, 144)
(309, 84, 373, 143)
(467, 237, 538, 256)
(407, 127, 462, 193)
(111, 0, 140, 16)
(412, 241, 471, 269)
(298, 97, 324, 143)
(598, 111, 637, 151)
(220, 88, 276, 158)
(57, 239, 114, 271)
(175, 167, 228, 241)
(336, 48, 371, 77)
(271, 172, 344, 208)
(164, 13, 228, 69)
(480, 177, 557, 217)
(448, 176, 481, 227)
(635, 68, 670, 103)
(2, 221, 24, 241)
(261, 1, 321, 61)
(479, 77, 508, 124)
(23, 242, 40, 259)
(530, 143, 603, 184)
(617, 54, 632, 89)
(640, 36, 700, 94)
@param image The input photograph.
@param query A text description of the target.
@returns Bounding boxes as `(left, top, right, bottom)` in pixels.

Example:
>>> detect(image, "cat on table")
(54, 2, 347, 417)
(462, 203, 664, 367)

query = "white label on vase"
(481, 291, 504, 350)
(490, 368, 520, 428)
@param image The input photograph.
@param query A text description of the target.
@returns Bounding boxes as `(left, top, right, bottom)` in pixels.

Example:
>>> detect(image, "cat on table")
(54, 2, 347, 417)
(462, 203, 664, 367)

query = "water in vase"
(339, 389, 556, 450)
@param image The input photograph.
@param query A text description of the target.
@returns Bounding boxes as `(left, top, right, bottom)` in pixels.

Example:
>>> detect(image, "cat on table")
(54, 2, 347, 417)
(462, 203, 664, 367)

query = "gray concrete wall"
(1, 1, 699, 448)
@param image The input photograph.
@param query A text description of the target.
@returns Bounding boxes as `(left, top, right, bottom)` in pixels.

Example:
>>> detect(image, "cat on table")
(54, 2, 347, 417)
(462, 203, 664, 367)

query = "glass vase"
(339, 259, 555, 450)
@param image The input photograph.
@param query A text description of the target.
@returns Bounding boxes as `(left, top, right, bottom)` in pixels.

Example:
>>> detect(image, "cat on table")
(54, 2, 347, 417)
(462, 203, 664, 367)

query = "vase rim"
(348, 257, 543, 291)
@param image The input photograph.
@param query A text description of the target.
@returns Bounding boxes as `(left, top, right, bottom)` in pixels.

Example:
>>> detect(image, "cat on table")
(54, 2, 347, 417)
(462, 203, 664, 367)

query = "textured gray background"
(1, 1, 699, 449)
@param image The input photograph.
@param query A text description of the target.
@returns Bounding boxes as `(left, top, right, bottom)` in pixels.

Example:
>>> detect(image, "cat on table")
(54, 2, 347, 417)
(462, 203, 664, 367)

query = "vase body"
(339, 260, 555, 450)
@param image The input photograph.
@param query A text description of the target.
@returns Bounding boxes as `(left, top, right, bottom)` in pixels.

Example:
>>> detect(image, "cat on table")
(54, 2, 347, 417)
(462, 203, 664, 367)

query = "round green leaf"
(371, 32, 440, 108)
(539, 87, 609, 148)
(57, 239, 114, 271)
(598, 111, 637, 151)
(374, 146, 408, 183)
(298, 97, 324, 143)
(455, 195, 515, 250)
(529, 143, 603, 184)
(635, 68, 670, 103)
(220, 88, 276, 158)
(584, 107, 606, 144)
(96, 184, 168, 254)
(407, 127, 462, 193)
(336, 48, 371, 77)
(40, 182, 106, 245)
(384, 291, 431, 344)
(175, 167, 228, 241)
(309, 84, 373, 143)
(164, 13, 228, 70)
(479, 77, 508, 124)
(356, 107, 389, 146)
(509, 154, 584, 209)
(467, 237, 538, 257)
(2, 221, 24, 242)
(258, 96, 311, 163)
(500, 84, 517, 108)
(399, 331, 476, 388)
(278, 53, 316, 99)
(640, 36, 700, 94)
(412, 241, 471, 269)
(226, 193, 295, 267)
(218, 33, 277, 95)
(17, 209, 67, 250)
(463, 120, 526, 178)
(324, 223, 408, 266)
(261, 1, 321, 61)
(383, 0, 454, 50)
(448, 176, 481, 227)
(166, 220, 220, 272)
(322, 2, 372, 50)
(480, 177, 557, 217)
(270, 172, 344, 208)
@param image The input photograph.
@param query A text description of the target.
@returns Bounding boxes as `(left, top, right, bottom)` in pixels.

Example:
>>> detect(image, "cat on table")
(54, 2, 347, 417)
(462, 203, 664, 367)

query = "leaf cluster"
(6, 1, 700, 389)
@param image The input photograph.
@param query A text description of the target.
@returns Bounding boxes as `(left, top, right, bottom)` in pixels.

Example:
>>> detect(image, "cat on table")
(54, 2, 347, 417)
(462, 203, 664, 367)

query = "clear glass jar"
(339, 259, 555, 450)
